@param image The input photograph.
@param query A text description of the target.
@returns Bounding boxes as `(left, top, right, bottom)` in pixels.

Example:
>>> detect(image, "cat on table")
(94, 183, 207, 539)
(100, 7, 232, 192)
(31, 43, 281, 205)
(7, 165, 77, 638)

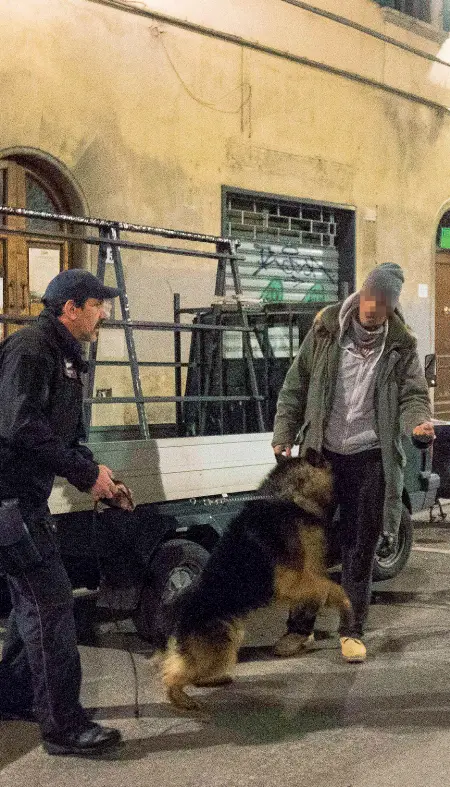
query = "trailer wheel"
(372, 505, 413, 582)
(132, 538, 210, 643)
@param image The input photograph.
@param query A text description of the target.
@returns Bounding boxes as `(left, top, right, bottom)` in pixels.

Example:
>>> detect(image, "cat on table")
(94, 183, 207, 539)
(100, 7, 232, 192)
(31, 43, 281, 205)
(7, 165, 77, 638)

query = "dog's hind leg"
(162, 638, 203, 712)
(193, 621, 244, 689)
(162, 626, 244, 712)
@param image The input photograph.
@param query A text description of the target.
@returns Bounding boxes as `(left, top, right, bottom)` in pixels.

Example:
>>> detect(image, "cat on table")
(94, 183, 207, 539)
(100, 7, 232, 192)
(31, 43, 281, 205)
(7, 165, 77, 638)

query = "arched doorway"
(0, 152, 86, 335)
(435, 209, 450, 419)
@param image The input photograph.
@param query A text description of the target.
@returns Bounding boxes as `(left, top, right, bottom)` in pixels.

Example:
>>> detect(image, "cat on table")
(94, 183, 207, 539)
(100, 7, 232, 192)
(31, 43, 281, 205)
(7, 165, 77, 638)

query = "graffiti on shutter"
(225, 242, 339, 304)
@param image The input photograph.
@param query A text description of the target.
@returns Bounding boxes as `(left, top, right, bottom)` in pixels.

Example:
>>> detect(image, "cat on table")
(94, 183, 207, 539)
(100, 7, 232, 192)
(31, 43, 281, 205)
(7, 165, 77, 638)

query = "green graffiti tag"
(261, 278, 284, 303)
(303, 283, 327, 303)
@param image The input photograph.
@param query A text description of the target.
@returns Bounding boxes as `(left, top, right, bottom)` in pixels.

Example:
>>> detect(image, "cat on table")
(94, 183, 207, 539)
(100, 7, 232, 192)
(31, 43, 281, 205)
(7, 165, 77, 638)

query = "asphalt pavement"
(2, 503, 450, 786)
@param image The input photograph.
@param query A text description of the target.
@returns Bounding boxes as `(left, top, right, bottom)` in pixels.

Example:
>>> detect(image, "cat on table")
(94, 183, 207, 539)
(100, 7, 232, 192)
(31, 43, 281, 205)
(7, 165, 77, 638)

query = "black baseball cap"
(42, 269, 121, 304)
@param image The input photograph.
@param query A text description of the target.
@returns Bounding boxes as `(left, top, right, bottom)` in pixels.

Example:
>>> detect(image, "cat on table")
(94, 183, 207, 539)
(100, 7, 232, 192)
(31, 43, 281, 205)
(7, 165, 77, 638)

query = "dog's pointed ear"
(305, 448, 323, 467)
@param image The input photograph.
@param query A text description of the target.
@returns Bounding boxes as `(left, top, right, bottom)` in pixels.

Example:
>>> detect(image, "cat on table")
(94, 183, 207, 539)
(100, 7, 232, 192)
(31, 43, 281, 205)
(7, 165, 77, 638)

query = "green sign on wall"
(440, 227, 450, 249)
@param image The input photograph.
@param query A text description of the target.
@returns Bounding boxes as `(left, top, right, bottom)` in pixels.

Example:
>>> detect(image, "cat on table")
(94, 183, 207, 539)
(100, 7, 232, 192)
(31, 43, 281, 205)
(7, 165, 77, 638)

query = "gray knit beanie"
(361, 262, 404, 308)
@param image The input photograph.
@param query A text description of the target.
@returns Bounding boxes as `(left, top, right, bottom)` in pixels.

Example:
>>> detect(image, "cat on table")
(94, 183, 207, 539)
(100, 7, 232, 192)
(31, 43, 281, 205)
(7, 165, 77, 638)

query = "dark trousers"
(288, 448, 385, 639)
(0, 522, 89, 738)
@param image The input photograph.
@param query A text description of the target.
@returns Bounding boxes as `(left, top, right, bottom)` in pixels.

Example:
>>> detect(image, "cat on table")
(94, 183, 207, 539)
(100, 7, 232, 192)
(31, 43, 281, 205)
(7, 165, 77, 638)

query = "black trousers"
(0, 520, 89, 738)
(288, 448, 385, 639)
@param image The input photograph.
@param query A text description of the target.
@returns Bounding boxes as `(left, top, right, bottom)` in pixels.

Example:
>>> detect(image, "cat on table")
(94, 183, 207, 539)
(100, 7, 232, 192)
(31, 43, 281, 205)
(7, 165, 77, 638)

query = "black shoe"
(43, 723, 122, 756)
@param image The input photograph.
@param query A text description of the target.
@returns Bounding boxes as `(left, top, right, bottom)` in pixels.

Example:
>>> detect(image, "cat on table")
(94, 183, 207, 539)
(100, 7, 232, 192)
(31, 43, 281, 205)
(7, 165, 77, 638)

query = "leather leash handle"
(98, 479, 135, 511)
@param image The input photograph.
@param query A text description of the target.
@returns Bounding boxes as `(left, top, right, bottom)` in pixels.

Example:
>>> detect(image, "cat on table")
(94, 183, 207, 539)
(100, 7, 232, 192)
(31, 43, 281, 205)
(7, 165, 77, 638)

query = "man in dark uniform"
(0, 269, 125, 755)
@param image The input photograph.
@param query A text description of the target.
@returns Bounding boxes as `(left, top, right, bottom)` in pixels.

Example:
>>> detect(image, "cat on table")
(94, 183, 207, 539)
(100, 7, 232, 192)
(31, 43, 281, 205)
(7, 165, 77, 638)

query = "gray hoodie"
(323, 292, 388, 455)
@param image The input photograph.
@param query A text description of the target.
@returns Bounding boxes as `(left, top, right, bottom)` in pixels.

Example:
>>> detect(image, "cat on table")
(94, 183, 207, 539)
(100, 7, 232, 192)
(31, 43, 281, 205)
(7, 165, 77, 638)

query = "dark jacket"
(272, 303, 432, 536)
(0, 309, 99, 518)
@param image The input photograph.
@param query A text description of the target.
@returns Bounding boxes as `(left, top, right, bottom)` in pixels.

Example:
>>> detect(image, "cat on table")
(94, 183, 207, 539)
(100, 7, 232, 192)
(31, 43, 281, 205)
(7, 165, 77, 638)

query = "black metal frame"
(175, 296, 323, 438)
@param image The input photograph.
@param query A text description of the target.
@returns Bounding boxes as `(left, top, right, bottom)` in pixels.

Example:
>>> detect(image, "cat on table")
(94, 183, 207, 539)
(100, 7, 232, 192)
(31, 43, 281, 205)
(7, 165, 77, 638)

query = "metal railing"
(0, 206, 269, 439)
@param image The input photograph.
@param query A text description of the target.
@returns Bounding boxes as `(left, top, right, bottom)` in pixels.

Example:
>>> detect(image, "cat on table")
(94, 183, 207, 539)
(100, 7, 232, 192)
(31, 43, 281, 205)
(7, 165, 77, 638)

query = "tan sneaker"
(273, 632, 315, 657)
(340, 637, 366, 663)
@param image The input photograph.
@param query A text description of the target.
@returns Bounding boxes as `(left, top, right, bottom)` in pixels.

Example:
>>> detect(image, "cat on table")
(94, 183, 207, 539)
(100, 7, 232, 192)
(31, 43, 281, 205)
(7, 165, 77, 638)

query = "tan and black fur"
(160, 449, 352, 711)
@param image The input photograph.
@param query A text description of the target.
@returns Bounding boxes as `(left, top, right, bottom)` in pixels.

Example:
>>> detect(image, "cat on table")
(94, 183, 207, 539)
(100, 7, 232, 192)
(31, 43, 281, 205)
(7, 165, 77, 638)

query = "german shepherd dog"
(160, 449, 352, 711)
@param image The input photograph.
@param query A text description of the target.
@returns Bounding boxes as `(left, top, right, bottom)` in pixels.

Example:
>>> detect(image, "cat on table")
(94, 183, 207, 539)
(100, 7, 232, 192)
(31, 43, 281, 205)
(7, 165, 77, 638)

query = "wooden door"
(0, 160, 70, 331)
(435, 250, 450, 418)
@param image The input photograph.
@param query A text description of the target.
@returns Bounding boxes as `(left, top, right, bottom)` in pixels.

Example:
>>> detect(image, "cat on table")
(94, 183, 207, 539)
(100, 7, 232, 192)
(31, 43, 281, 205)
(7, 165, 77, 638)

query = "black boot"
(42, 722, 122, 756)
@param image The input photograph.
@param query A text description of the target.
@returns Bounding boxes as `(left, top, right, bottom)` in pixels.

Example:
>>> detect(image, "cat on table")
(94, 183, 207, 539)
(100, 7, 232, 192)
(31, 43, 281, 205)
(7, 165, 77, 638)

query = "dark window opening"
(444, 0, 450, 31)
(25, 174, 62, 234)
(375, 0, 431, 24)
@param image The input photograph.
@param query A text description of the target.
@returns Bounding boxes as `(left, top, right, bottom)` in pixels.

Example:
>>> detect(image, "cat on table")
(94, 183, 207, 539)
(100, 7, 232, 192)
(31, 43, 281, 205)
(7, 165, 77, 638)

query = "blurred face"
(60, 298, 110, 342)
(358, 287, 389, 331)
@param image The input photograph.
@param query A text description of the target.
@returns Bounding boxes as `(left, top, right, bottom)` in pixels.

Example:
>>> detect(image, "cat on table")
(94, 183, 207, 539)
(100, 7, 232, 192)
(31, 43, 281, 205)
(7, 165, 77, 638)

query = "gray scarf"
(339, 292, 386, 356)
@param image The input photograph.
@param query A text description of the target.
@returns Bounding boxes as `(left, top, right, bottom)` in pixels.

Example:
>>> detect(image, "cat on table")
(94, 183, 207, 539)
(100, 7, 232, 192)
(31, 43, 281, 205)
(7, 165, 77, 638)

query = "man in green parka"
(272, 263, 434, 663)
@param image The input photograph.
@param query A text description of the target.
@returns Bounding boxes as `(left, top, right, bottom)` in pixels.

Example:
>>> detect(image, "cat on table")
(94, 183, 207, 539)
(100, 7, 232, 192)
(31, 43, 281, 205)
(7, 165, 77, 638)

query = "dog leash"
(91, 481, 141, 719)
